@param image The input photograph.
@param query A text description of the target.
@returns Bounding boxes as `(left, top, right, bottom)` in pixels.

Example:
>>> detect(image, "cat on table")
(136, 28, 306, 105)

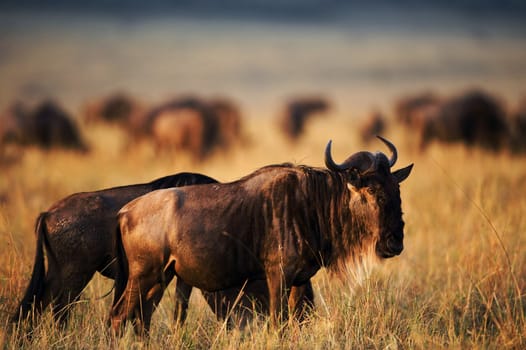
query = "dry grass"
(1, 119, 525, 349)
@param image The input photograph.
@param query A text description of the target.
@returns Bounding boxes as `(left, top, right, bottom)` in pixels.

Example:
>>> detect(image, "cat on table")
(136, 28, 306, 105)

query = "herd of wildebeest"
(4, 86, 525, 337)
(2, 88, 526, 164)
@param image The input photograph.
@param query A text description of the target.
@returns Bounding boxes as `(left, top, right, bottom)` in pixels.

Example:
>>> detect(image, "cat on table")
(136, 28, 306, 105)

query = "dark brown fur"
(110, 139, 413, 334)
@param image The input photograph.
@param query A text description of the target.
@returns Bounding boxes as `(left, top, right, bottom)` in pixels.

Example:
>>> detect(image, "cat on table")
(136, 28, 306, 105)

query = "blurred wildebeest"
(209, 97, 243, 149)
(420, 89, 509, 151)
(278, 96, 331, 141)
(394, 91, 441, 129)
(110, 137, 413, 334)
(359, 109, 387, 143)
(12, 172, 313, 329)
(0, 100, 89, 152)
(149, 96, 244, 159)
(82, 92, 143, 127)
(509, 96, 526, 153)
(151, 107, 206, 159)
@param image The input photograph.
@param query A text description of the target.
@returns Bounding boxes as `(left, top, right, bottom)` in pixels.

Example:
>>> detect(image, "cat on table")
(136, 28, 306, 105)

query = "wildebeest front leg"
(288, 282, 315, 323)
(266, 267, 291, 328)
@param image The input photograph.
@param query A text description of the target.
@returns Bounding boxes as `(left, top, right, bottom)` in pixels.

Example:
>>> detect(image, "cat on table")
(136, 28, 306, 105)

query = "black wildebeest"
(12, 172, 313, 328)
(110, 137, 413, 334)
(0, 100, 89, 153)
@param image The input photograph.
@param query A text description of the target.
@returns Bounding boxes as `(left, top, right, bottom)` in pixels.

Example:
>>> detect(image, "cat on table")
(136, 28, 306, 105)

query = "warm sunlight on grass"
(1, 120, 525, 348)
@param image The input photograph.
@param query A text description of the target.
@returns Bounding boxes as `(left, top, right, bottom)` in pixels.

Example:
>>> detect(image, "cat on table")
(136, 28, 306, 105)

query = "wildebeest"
(151, 107, 206, 158)
(209, 97, 243, 149)
(149, 96, 244, 159)
(394, 91, 440, 128)
(509, 96, 526, 153)
(359, 110, 387, 144)
(0, 100, 89, 152)
(11, 172, 217, 325)
(110, 137, 413, 334)
(82, 92, 143, 127)
(278, 96, 331, 141)
(420, 89, 509, 151)
(12, 172, 313, 329)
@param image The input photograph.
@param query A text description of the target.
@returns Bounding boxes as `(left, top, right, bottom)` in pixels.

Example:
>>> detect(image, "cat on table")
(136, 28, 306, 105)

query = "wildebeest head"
(325, 136, 413, 259)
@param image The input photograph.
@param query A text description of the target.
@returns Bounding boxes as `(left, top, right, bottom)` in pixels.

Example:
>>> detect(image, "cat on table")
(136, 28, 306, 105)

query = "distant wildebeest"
(12, 172, 313, 329)
(109, 137, 413, 335)
(82, 93, 143, 127)
(359, 110, 387, 144)
(509, 96, 526, 153)
(149, 96, 244, 159)
(420, 89, 509, 151)
(394, 91, 441, 128)
(151, 107, 206, 159)
(209, 97, 243, 149)
(278, 96, 331, 141)
(0, 100, 89, 152)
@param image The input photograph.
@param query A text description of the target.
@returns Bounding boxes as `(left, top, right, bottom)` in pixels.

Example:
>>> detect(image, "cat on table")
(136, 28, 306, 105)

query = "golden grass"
(1, 119, 525, 349)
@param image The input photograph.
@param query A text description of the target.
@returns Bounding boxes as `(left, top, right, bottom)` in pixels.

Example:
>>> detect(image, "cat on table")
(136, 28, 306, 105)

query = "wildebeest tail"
(11, 212, 51, 323)
(111, 217, 129, 308)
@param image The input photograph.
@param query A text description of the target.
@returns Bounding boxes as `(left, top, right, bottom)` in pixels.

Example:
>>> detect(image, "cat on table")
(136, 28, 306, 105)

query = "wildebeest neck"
(296, 167, 375, 275)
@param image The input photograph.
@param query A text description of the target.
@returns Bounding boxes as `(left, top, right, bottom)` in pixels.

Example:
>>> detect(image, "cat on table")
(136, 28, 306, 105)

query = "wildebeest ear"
(392, 164, 413, 183)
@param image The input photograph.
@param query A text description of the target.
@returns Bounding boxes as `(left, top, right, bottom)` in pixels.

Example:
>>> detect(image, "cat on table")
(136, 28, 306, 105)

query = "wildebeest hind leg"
(50, 272, 93, 326)
(111, 270, 162, 336)
(132, 269, 175, 336)
(174, 278, 192, 326)
(110, 278, 144, 336)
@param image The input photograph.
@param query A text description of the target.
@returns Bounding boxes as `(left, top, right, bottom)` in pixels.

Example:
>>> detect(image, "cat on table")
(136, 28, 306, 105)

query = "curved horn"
(325, 140, 376, 173)
(324, 140, 348, 171)
(376, 135, 397, 167)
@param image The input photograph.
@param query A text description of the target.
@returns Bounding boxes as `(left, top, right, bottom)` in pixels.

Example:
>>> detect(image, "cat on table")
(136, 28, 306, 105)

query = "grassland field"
(0, 116, 525, 349)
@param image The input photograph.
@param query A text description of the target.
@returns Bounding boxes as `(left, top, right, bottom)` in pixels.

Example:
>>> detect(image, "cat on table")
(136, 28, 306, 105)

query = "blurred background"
(1, 0, 525, 116)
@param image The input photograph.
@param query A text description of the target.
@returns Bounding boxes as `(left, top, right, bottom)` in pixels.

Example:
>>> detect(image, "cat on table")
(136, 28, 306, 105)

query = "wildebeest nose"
(387, 238, 404, 255)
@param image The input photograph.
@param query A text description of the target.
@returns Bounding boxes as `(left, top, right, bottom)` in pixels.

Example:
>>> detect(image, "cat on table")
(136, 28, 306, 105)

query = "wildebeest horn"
(325, 140, 376, 173)
(376, 135, 397, 167)
(325, 140, 347, 171)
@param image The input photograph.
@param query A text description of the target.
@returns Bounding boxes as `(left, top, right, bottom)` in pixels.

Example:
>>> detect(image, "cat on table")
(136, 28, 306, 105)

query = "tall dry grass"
(1, 118, 525, 349)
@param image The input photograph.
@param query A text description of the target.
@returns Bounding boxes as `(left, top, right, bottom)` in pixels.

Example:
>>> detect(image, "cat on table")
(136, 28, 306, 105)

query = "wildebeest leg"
(288, 282, 314, 323)
(132, 268, 175, 336)
(174, 278, 192, 326)
(111, 274, 155, 336)
(49, 271, 93, 326)
(266, 268, 291, 328)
